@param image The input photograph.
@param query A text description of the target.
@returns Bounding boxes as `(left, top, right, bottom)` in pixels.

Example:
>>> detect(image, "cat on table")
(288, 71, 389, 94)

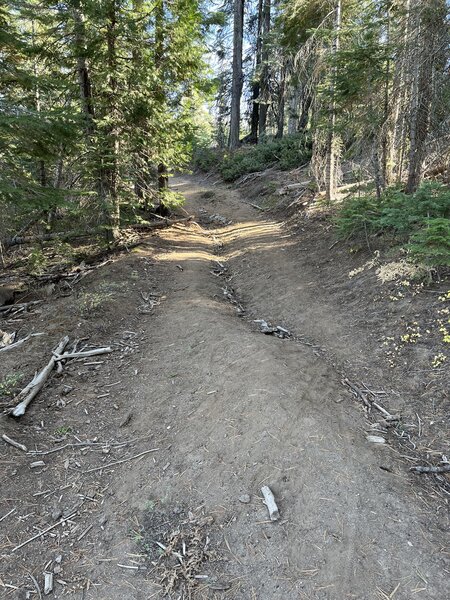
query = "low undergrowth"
(335, 182, 450, 268)
(193, 134, 312, 182)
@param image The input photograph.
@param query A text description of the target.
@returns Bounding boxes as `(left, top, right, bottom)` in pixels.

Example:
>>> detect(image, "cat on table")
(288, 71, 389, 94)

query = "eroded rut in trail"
(2, 176, 448, 600)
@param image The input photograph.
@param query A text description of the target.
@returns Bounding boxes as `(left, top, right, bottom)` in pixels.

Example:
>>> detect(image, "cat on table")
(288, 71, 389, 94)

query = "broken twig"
(2, 434, 27, 452)
(82, 447, 160, 474)
(261, 486, 280, 521)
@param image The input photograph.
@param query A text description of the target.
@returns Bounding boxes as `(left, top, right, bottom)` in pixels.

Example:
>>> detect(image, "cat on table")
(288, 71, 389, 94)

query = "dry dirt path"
(1, 175, 448, 600)
(86, 176, 448, 599)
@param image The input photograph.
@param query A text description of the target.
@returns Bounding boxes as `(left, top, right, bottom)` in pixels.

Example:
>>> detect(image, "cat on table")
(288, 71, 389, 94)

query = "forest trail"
(1, 176, 448, 600)
(86, 175, 447, 599)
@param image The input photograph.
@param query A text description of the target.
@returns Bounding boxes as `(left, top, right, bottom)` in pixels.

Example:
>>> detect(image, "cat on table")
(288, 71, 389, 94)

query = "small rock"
(98, 514, 108, 526)
(30, 461, 46, 469)
(239, 494, 251, 504)
(51, 508, 63, 521)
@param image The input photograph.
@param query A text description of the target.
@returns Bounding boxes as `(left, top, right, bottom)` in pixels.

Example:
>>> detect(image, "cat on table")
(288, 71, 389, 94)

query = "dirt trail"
(1, 175, 448, 599)
(91, 176, 448, 599)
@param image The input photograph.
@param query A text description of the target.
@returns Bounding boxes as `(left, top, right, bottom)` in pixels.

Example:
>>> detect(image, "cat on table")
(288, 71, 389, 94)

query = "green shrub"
(335, 182, 450, 268)
(26, 246, 48, 275)
(408, 219, 450, 266)
(219, 134, 312, 182)
(192, 147, 223, 172)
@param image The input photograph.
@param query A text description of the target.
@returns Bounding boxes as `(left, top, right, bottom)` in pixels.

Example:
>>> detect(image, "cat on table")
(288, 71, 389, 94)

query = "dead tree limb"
(10, 336, 69, 417)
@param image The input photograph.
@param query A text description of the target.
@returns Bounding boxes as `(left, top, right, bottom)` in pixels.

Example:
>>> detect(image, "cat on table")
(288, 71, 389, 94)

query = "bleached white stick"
(261, 485, 280, 521)
(53, 347, 112, 361)
(11, 336, 69, 417)
(2, 434, 27, 452)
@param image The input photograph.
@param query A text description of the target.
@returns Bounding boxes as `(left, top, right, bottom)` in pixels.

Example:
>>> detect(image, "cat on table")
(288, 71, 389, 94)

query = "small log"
(261, 486, 280, 521)
(2, 434, 27, 452)
(10, 336, 69, 417)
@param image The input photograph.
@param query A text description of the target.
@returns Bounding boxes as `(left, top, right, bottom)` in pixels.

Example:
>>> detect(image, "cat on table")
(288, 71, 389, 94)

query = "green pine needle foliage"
(336, 183, 450, 267)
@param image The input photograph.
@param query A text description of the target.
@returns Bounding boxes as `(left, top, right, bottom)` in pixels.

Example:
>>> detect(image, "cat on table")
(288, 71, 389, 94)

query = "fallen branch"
(10, 336, 69, 417)
(410, 464, 450, 474)
(261, 486, 280, 521)
(82, 447, 160, 474)
(4, 229, 98, 249)
(12, 512, 77, 552)
(2, 434, 27, 452)
(129, 216, 193, 230)
(0, 332, 45, 353)
(0, 301, 42, 316)
(0, 507, 16, 523)
(342, 378, 398, 420)
(54, 347, 112, 361)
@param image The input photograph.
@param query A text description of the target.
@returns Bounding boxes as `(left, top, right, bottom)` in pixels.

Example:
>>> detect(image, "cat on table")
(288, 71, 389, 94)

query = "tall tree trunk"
(72, 5, 95, 138)
(216, 71, 227, 148)
(154, 0, 170, 214)
(229, 0, 244, 149)
(249, 0, 263, 143)
(105, 0, 120, 237)
(275, 62, 286, 138)
(258, 0, 271, 141)
(298, 87, 312, 131)
(287, 83, 300, 134)
(380, 5, 391, 187)
(325, 0, 341, 203)
(405, 0, 443, 193)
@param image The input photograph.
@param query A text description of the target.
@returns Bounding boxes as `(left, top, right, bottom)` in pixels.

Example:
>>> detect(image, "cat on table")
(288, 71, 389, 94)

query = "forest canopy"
(0, 0, 449, 264)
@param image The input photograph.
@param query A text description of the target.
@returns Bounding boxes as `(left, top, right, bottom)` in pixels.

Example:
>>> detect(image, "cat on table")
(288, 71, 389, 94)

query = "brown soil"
(0, 174, 448, 600)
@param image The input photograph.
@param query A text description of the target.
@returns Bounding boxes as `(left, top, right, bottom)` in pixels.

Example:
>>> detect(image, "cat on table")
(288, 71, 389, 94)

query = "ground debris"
(254, 319, 291, 338)
(142, 507, 218, 598)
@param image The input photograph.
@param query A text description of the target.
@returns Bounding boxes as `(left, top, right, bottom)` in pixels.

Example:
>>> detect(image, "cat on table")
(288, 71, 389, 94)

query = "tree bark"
(325, 0, 341, 203)
(258, 0, 271, 141)
(287, 83, 300, 134)
(104, 0, 120, 237)
(249, 0, 263, 143)
(275, 62, 286, 138)
(229, 0, 244, 149)
(405, 0, 444, 193)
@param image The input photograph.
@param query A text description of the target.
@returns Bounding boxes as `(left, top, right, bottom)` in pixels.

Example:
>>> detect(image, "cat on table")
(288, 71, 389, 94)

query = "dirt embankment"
(0, 174, 448, 600)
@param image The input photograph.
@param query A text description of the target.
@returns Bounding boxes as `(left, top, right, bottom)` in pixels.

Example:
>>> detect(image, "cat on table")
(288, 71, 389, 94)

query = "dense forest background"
(0, 0, 449, 266)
